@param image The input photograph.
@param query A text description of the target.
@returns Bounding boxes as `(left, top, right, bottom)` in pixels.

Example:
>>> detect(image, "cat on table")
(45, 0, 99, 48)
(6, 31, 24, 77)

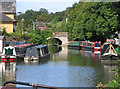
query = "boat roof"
(15, 44, 32, 48)
(35, 44, 47, 48)
(4, 46, 15, 49)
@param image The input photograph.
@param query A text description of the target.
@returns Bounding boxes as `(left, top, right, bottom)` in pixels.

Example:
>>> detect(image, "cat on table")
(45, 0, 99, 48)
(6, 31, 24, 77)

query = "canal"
(0, 46, 118, 87)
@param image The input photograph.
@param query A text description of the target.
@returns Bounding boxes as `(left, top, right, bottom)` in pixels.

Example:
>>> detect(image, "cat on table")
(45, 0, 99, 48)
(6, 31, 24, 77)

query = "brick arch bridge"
(47, 32, 68, 45)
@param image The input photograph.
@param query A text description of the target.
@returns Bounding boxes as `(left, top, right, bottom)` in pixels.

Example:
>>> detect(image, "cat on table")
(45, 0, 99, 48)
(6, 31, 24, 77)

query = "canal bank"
(0, 46, 118, 87)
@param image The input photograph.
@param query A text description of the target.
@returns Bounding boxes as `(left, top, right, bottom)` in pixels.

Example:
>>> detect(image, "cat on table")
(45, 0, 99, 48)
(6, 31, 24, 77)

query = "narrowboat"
(1, 43, 35, 62)
(101, 43, 119, 60)
(68, 41, 81, 49)
(80, 41, 101, 53)
(101, 39, 120, 60)
(15, 43, 35, 58)
(1, 46, 16, 62)
(24, 44, 50, 62)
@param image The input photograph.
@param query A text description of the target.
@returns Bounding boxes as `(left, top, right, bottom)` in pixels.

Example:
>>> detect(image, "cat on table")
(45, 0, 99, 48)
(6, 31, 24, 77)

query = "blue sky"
(16, 0, 79, 13)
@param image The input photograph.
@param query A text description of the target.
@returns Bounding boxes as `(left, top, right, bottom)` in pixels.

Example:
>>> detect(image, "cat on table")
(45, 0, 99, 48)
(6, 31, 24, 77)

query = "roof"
(35, 44, 47, 48)
(0, 13, 14, 22)
(15, 44, 32, 48)
(0, 0, 16, 13)
(4, 46, 15, 49)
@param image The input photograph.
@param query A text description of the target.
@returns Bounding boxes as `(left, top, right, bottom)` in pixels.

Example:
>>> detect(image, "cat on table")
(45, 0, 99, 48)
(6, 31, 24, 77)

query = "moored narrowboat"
(15, 43, 35, 58)
(1, 46, 16, 62)
(24, 44, 50, 62)
(101, 39, 120, 60)
(101, 43, 119, 60)
(81, 41, 101, 53)
(68, 41, 81, 49)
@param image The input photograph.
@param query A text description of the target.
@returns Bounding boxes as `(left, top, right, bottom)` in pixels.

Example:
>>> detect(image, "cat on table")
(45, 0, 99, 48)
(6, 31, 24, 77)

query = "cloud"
(17, 0, 79, 2)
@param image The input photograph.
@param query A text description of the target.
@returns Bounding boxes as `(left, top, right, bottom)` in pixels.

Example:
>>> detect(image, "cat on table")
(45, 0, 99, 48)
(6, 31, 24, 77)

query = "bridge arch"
(47, 37, 62, 45)
(54, 38, 62, 45)
(47, 32, 68, 45)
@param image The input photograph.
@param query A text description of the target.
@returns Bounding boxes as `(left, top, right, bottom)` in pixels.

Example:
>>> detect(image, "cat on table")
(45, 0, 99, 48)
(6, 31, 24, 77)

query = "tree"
(63, 2, 120, 42)
(37, 13, 50, 22)
(39, 8, 49, 14)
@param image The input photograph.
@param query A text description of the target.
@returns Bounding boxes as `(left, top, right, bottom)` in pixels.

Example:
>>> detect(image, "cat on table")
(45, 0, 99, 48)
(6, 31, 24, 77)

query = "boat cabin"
(24, 45, 49, 61)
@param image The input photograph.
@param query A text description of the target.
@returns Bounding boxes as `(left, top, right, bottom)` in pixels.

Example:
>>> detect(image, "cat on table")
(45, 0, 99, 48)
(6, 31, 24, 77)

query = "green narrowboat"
(68, 41, 81, 49)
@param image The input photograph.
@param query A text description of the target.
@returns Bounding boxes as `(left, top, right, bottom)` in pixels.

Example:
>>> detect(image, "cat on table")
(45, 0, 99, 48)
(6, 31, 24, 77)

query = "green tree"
(37, 13, 50, 22)
(39, 8, 49, 14)
(63, 2, 120, 42)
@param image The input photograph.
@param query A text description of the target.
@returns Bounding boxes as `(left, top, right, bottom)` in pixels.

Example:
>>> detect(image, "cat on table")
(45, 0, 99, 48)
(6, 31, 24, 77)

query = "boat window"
(37, 48, 41, 56)
(95, 43, 100, 47)
(87, 43, 92, 46)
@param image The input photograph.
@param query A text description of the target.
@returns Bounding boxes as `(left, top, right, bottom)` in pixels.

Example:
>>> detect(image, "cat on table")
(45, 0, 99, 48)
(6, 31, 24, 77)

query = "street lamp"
(21, 18, 24, 35)
(33, 21, 35, 30)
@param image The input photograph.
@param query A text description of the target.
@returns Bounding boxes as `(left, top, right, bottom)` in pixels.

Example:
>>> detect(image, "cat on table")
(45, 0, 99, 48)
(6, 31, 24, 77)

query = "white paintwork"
(1, 46, 16, 58)
(103, 53, 118, 56)
(94, 51, 101, 54)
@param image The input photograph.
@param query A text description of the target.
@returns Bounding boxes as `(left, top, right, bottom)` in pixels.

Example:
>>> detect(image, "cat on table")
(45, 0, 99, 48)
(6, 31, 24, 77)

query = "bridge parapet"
(47, 32, 68, 45)
(52, 32, 68, 37)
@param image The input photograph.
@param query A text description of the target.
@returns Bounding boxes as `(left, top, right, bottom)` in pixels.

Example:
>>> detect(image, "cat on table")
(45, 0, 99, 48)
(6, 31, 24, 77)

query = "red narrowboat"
(80, 41, 101, 53)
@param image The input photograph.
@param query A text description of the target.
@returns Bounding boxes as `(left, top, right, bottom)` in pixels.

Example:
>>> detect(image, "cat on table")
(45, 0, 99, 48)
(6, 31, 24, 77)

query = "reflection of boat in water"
(0, 62, 16, 86)
(24, 45, 50, 62)
(80, 50, 101, 59)
(68, 48, 101, 59)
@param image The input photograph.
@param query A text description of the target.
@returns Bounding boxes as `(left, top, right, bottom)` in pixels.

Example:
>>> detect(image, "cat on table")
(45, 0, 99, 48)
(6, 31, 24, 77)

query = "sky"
(16, 0, 80, 13)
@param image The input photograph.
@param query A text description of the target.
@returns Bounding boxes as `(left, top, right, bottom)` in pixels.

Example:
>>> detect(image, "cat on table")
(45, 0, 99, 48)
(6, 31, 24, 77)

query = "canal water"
(0, 46, 118, 87)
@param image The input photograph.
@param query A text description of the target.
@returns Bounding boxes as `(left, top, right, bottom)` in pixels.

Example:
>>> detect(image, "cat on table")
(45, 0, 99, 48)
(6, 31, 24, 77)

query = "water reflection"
(23, 57, 50, 65)
(51, 46, 68, 61)
(0, 46, 118, 87)
(101, 61, 118, 84)
(68, 48, 101, 67)
(48, 46, 62, 54)
(0, 62, 16, 86)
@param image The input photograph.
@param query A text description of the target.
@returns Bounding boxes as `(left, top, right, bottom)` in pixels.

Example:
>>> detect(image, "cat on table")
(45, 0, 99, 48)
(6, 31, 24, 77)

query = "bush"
(105, 64, 120, 88)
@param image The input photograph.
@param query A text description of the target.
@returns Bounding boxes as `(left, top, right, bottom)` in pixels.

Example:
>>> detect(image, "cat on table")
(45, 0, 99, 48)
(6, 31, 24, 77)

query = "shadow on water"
(48, 45, 62, 54)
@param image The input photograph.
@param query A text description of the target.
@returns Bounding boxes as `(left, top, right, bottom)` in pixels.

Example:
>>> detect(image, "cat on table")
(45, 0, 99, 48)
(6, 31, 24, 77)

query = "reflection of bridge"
(47, 32, 68, 45)
(52, 46, 68, 61)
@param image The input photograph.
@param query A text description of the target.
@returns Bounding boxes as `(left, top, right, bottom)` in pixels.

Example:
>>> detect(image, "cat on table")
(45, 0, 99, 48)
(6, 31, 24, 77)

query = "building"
(0, 0, 16, 33)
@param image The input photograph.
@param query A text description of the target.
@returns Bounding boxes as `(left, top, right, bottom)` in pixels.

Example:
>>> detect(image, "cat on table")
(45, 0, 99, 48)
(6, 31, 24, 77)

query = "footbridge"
(47, 32, 68, 45)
